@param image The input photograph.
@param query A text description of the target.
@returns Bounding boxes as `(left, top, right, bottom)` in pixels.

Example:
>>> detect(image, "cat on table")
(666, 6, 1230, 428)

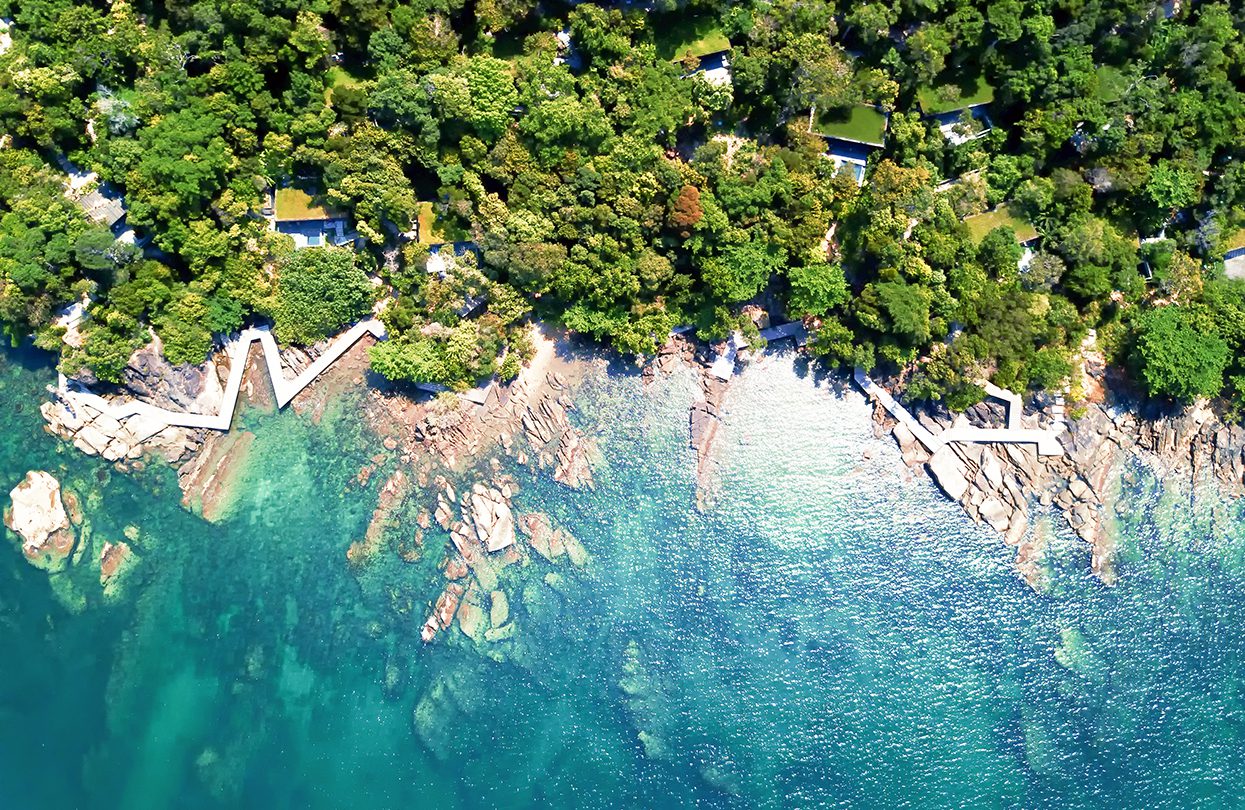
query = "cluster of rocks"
(642, 336, 696, 383)
(365, 357, 595, 494)
(518, 375, 594, 489)
(41, 394, 204, 465)
(41, 334, 230, 466)
(112, 337, 226, 414)
(422, 478, 523, 642)
(3, 470, 140, 607)
(466, 481, 517, 553)
(519, 511, 588, 565)
(1129, 400, 1245, 496)
(422, 475, 586, 644)
(885, 387, 1245, 589)
(960, 399, 1009, 429)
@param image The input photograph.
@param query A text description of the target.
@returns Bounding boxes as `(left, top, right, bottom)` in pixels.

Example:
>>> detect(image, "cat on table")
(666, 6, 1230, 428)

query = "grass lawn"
(417, 202, 445, 245)
(1094, 66, 1129, 103)
(1225, 228, 1245, 254)
(965, 204, 1039, 244)
(918, 71, 996, 115)
(490, 18, 545, 60)
(324, 65, 367, 103)
(275, 188, 333, 221)
(653, 14, 730, 61)
(327, 65, 365, 90)
(811, 105, 888, 145)
(491, 31, 527, 60)
(416, 202, 471, 245)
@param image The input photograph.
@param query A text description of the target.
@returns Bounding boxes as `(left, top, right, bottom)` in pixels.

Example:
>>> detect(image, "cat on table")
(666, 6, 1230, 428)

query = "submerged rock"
(561, 529, 589, 566)
(455, 581, 488, 642)
(484, 621, 515, 642)
(519, 512, 556, 560)
(1053, 626, 1106, 681)
(99, 541, 136, 598)
(443, 554, 469, 580)
(489, 590, 509, 627)
(4, 471, 75, 569)
(421, 582, 465, 642)
(412, 680, 458, 758)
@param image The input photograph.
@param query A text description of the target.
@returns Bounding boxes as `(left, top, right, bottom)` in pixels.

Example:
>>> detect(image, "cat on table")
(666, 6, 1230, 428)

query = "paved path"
(58, 320, 386, 433)
(854, 368, 1065, 457)
(853, 367, 944, 452)
(980, 381, 1021, 430)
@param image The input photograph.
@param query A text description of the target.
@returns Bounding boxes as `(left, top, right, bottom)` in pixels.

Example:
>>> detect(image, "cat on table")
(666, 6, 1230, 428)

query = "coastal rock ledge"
(879, 387, 1245, 590)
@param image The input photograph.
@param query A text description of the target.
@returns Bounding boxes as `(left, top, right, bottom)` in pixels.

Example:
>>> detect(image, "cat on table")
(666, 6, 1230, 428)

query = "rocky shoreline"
(33, 321, 605, 645)
(644, 334, 734, 510)
(875, 374, 1245, 590)
(32, 318, 1245, 596)
(639, 328, 1245, 591)
(38, 328, 353, 474)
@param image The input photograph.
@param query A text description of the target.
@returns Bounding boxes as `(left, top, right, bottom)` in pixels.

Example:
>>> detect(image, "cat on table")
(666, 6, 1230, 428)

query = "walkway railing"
(56, 320, 386, 433)
(854, 367, 1065, 457)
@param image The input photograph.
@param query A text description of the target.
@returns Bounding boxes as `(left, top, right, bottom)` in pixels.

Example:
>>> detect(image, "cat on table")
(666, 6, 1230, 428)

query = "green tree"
(700, 239, 787, 303)
(1132, 307, 1229, 402)
(125, 107, 233, 236)
(787, 262, 847, 317)
(873, 280, 932, 346)
(271, 248, 374, 345)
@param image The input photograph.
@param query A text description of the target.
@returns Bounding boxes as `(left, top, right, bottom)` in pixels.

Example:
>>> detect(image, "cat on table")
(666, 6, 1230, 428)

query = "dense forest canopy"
(0, 0, 1243, 409)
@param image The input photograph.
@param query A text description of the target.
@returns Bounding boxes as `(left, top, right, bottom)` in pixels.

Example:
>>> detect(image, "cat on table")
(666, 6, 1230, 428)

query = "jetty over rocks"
(853, 367, 1066, 457)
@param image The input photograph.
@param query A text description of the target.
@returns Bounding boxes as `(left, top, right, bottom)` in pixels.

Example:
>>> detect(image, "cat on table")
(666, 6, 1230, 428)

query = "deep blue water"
(1, 344, 1244, 808)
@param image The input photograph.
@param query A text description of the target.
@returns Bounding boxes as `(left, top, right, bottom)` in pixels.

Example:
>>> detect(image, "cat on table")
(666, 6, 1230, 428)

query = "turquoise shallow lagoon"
(2, 344, 1245, 808)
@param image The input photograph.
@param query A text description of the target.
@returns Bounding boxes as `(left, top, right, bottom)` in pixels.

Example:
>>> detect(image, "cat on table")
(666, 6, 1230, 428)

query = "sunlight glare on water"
(1, 345, 1244, 808)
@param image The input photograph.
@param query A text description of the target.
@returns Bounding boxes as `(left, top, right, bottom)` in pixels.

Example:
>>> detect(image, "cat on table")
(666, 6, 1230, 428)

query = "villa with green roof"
(918, 70, 996, 145)
(271, 188, 355, 249)
(808, 105, 889, 186)
(654, 12, 732, 85)
(964, 204, 1039, 246)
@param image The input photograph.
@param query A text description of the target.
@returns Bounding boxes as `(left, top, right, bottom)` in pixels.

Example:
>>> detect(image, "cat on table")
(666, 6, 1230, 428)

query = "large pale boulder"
(5, 471, 75, 564)
(926, 447, 969, 502)
(978, 497, 1012, 533)
(469, 487, 515, 552)
(486, 502, 515, 552)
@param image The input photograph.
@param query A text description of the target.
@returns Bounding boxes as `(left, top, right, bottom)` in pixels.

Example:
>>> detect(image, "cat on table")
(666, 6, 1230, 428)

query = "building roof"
(274, 188, 342, 222)
(1224, 254, 1245, 281)
(77, 189, 126, 228)
(917, 72, 995, 116)
(690, 51, 732, 85)
(934, 107, 992, 145)
(653, 14, 731, 61)
(809, 105, 889, 147)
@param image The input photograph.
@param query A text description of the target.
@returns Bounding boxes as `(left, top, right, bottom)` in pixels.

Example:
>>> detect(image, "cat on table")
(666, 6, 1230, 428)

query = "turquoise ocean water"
(2, 343, 1245, 809)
